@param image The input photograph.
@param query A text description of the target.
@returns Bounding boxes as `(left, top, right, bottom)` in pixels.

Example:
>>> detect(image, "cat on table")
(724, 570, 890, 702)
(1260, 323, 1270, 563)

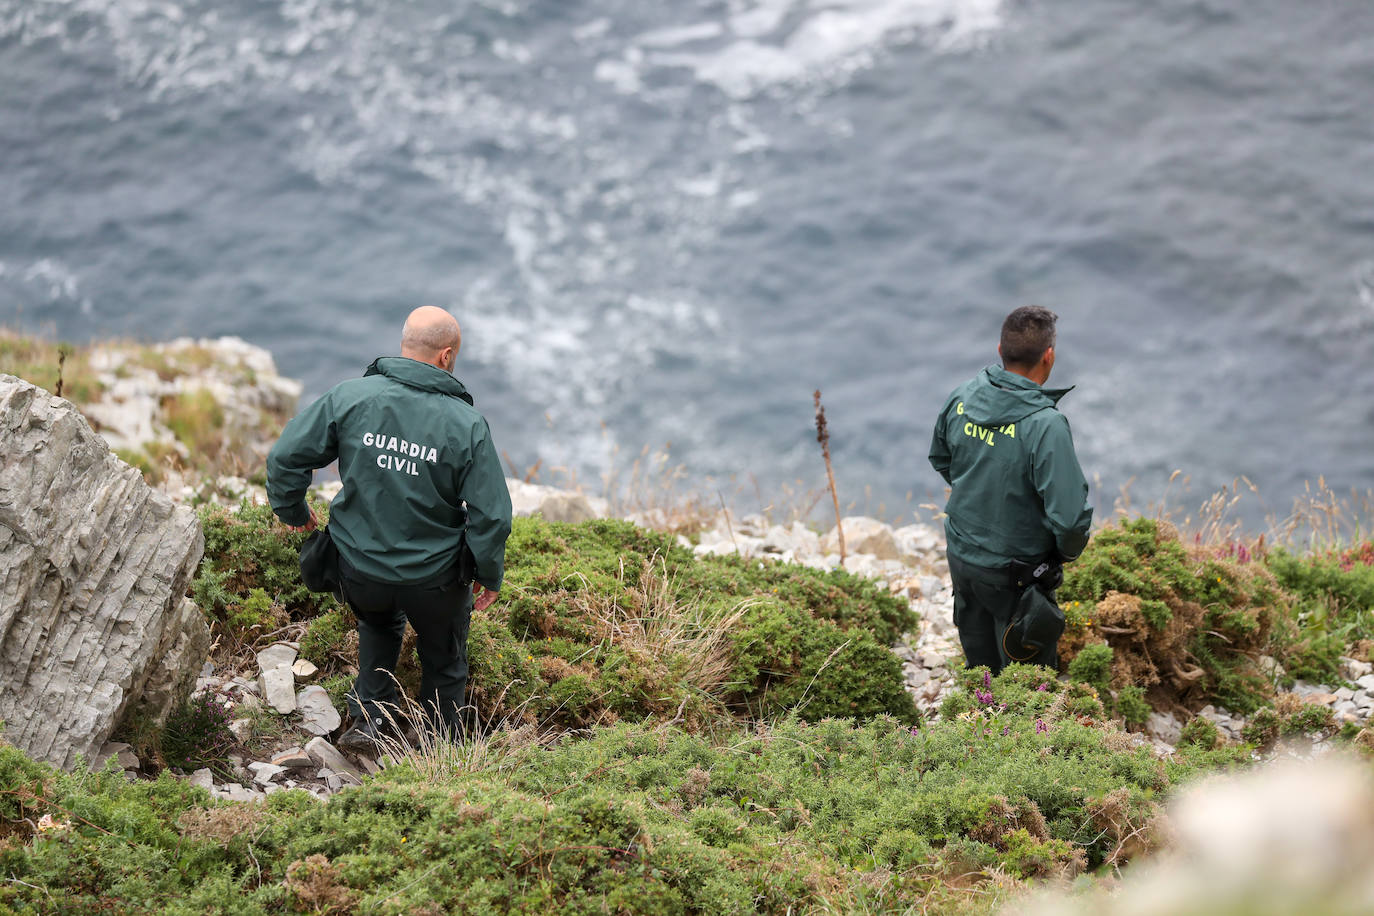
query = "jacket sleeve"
(266, 392, 339, 527)
(928, 395, 954, 485)
(1030, 414, 1094, 561)
(457, 418, 514, 592)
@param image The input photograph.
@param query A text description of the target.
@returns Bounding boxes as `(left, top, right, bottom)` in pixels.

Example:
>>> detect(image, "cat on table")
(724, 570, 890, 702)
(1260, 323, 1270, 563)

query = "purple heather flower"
(1035, 719, 1048, 734)
(976, 689, 994, 705)
(1002, 726, 1010, 736)
(1036, 682, 1049, 692)
(983, 670, 992, 689)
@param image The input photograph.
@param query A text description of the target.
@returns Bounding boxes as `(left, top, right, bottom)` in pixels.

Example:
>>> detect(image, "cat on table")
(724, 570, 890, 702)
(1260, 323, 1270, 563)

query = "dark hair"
(1000, 306, 1058, 368)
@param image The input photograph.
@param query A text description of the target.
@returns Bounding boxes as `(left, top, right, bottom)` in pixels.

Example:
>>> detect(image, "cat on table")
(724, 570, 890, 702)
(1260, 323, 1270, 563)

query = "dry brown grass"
(1115, 470, 1374, 554)
(578, 555, 752, 707)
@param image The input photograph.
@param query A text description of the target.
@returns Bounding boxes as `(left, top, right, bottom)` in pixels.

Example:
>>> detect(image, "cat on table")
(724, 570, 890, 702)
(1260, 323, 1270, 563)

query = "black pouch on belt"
(299, 526, 342, 595)
(1003, 558, 1066, 664)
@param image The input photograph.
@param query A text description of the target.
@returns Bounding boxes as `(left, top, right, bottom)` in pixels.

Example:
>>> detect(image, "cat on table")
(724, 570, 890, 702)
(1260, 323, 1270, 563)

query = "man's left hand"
(288, 507, 318, 533)
(472, 584, 499, 613)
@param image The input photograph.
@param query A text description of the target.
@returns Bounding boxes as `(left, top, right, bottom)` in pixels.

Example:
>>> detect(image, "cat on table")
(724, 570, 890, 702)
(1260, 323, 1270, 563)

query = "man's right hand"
(472, 584, 499, 613)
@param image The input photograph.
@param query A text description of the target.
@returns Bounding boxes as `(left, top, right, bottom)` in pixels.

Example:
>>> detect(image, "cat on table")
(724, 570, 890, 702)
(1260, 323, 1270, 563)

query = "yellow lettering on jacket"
(961, 421, 1019, 448)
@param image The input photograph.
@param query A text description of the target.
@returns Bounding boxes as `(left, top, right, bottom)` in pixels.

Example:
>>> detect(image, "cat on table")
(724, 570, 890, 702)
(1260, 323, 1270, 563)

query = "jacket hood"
(961, 366, 1072, 425)
(365, 357, 474, 405)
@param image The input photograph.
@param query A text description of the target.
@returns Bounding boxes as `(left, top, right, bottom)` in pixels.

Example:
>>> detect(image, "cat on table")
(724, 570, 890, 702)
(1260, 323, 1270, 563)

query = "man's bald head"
(400, 306, 462, 371)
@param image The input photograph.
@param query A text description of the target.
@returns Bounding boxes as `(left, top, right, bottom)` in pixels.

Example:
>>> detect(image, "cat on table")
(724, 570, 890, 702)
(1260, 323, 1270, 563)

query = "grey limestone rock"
(0, 375, 210, 770)
(296, 685, 341, 736)
(261, 667, 297, 714)
(305, 737, 365, 780)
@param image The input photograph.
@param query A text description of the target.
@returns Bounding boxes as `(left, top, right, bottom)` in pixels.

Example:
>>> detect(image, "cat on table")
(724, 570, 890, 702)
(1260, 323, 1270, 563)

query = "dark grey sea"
(3, 0, 1372, 521)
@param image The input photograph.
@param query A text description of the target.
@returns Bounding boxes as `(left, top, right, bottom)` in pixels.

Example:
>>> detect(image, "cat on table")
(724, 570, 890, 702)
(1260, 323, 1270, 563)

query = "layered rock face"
(0, 375, 209, 770)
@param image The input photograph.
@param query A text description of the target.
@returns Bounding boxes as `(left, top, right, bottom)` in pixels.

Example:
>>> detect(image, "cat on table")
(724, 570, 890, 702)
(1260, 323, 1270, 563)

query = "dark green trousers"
(340, 570, 473, 737)
(948, 552, 1022, 675)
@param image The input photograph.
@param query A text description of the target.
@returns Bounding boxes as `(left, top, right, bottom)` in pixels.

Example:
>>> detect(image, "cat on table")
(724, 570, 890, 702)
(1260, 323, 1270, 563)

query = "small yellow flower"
(401, 837, 407, 844)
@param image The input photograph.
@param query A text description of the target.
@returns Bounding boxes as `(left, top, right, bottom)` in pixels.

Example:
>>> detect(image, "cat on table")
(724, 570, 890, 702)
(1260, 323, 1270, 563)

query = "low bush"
(192, 500, 342, 641)
(1059, 519, 1283, 714)
(1264, 542, 1374, 684)
(192, 508, 919, 731)
(161, 693, 237, 774)
(0, 685, 1227, 915)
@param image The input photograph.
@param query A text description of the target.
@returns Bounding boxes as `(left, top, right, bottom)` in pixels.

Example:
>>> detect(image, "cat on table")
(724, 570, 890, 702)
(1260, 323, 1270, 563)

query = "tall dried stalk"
(814, 390, 845, 565)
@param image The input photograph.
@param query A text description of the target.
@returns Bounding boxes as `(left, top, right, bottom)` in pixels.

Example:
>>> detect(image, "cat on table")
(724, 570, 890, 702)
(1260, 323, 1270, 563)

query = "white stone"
(224, 784, 259, 803)
(1357, 674, 1374, 692)
(1341, 657, 1373, 680)
(256, 643, 298, 674)
(247, 762, 286, 786)
(505, 479, 603, 523)
(291, 659, 319, 679)
(821, 517, 900, 561)
(296, 686, 342, 736)
(261, 667, 296, 715)
(1335, 687, 1356, 702)
(893, 523, 943, 560)
(189, 768, 215, 790)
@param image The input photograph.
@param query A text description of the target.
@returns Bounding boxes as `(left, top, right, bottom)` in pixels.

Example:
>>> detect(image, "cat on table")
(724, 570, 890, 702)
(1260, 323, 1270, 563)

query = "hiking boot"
(336, 717, 387, 755)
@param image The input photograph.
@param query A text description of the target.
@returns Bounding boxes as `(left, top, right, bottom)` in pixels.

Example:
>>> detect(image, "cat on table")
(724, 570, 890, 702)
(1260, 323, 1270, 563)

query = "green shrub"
(195, 511, 917, 731)
(161, 692, 236, 774)
(2, 686, 1254, 914)
(482, 517, 918, 728)
(1240, 707, 1280, 747)
(1069, 643, 1114, 694)
(1060, 518, 1279, 714)
(1178, 717, 1220, 750)
(1283, 702, 1335, 736)
(193, 500, 340, 638)
(298, 605, 355, 673)
(1115, 685, 1151, 728)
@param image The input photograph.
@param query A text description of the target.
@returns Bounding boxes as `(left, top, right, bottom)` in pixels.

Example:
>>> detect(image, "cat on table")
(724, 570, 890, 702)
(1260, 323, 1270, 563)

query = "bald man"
(267, 307, 513, 751)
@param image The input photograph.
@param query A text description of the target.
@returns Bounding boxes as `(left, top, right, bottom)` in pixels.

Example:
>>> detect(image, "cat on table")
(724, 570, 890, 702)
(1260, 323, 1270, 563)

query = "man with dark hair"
(267, 306, 512, 750)
(928, 306, 1093, 674)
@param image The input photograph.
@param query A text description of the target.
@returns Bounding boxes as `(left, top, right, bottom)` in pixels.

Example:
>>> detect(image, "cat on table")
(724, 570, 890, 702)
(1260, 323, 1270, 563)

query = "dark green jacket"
(267, 357, 513, 590)
(928, 365, 1093, 569)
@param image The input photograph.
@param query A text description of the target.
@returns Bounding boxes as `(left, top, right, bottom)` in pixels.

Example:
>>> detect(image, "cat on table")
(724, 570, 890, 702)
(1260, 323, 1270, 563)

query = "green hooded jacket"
(928, 365, 1093, 569)
(267, 357, 513, 590)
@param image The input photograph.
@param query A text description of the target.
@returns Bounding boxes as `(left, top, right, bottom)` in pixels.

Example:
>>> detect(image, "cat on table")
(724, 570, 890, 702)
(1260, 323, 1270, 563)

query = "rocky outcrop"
(0, 375, 210, 770)
(506, 478, 608, 523)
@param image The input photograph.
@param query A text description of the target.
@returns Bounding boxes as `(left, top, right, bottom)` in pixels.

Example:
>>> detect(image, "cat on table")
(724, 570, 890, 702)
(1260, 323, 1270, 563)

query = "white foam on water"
(634, 22, 726, 49)
(627, 0, 1006, 99)
(0, 258, 95, 315)
(1358, 260, 1374, 312)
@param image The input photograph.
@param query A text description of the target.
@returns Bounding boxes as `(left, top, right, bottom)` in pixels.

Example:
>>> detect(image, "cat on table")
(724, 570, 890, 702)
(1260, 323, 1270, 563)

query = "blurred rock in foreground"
(1011, 752, 1374, 915)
